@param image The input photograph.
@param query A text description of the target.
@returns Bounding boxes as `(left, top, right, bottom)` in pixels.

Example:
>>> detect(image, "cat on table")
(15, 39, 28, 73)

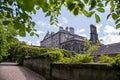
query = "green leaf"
(107, 14, 111, 20)
(19, 29, 26, 37)
(116, 23, 120, 29)
(82, 10, 89, 16)
(35, 33, 39, 37)
(87, 11, 95, 17)
(36, 6, 40, 10)
(97, 8, 105, 13)
(97, 3, 104, 7)
(116, 10, 120, 15)
(89, 0, 96, 11)
(30, 32, 34, 36)
(83, 0, 89, 4)
(115, 19, 120, 24)
(95, 14, 100, 23)
(33, 9, 36, 14)
(78, 1, 85, 10)
(105, 0, 109, 6)
(65, 0, 74, 5)
(67, 3, 75, 11)
(3, 21, 10, 25)
(42, 3, 49, 12)
(112, 13, 118, 20)
(73, 7, 79, 16)
(110, 0, 115, 12)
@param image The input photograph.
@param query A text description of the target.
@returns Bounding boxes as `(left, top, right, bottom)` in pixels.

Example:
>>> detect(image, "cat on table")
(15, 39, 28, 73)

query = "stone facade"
(40, 25, 98, 53)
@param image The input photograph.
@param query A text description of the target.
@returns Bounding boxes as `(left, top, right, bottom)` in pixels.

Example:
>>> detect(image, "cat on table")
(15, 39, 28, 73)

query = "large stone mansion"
(40, 24, 99, 53)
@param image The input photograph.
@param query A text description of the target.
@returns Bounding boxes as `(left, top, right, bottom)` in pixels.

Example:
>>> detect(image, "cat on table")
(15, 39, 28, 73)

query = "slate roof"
(91, 42, 120, 56)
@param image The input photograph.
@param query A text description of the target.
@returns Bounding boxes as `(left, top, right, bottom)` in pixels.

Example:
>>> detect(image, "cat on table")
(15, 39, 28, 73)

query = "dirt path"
(0, 62, 45, 80)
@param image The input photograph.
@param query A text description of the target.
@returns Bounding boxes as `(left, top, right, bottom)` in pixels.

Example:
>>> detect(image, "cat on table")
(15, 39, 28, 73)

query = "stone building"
(40, 24, 99, 53)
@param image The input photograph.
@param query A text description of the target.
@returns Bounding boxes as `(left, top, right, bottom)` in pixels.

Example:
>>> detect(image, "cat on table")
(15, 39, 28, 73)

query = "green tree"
(0, 0, 120, 37)
(83, 38, 100, 54)
(0, 24, 19, 61)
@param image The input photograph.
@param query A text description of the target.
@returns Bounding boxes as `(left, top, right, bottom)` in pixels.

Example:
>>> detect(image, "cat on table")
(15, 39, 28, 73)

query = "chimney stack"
(90, 24, 99, 45)
(65, 27, 69, 32)
(69, 27, 74, 34)
(59, 26, 63, 31)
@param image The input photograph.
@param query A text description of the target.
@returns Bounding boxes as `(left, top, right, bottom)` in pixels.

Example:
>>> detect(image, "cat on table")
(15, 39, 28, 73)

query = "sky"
(18, 5, 120, 46)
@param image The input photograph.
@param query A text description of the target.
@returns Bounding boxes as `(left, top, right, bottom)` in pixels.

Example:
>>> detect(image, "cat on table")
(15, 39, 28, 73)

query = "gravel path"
(0, 62, 45, 80)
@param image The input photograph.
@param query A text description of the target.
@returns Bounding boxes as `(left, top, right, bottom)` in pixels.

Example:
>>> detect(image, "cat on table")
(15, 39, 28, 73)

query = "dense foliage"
(0, 25, 18, 61)
(1, 0, 120, 38)
(99, 53, 120, 68)
(16, 45, 77, 64)
(111, 53, 120, 68)
(15, 45, 94, 64)
(59, 54, 93, 63)
(99, 54, 114, 63)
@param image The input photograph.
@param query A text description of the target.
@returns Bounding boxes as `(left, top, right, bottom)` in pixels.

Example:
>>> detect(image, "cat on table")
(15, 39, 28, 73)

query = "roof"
(91, 42, 120, 56)
(41, 30, 86, 42)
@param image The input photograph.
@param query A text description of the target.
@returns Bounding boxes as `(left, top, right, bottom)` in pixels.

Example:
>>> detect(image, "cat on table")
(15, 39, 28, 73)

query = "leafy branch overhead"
(0, 0, 120, 37)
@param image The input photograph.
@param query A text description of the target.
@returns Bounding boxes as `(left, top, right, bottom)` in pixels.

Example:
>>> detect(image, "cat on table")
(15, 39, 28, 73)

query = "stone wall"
(24, 59, 120, 80)
(50, 63, 120, 80)
(23, 58, 50, 79)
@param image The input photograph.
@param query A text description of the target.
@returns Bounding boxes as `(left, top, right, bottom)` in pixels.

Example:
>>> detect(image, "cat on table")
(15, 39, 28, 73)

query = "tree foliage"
(0, 24, 19, 61)
(0, 0, 120, 37)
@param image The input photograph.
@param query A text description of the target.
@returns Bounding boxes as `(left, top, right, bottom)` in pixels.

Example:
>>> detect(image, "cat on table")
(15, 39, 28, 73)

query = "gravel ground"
(0, 62, 45, 80)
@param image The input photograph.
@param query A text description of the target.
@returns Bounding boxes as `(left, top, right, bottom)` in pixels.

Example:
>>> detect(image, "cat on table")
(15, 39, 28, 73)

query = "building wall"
(60, 40, 84, 53)
(40, 27, 85, 53)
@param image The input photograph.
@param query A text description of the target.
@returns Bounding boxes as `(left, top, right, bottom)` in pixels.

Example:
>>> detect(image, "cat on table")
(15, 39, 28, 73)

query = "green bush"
(111, 53, 120, 68)
(16, 46, 77, 64)
(45, 51, 63, 61)
(99, 54, 114, 63)
(59, 54, 93, 63)
(16, 45, 94, 64)
(59, 57, 72, 63)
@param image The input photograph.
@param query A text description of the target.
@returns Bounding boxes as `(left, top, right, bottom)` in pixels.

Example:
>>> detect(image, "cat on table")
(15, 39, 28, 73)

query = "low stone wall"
(24, 59, 120, 80)
(23, 58, 50, 79)
(50, 63, 120, 80)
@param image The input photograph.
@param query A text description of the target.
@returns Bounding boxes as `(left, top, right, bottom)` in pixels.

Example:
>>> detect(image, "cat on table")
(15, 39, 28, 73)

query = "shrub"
(111, 53, 120, 68)
(59, 54, 93, 63)
(44, 51, 63, 61)
(80, 54, 93, 63)
(99, 54, 114, 63)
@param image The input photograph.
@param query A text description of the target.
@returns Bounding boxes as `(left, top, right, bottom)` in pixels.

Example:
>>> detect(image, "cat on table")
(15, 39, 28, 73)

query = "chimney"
(69, 27, 74, 34)
(65, 27, 68, 32)
(90, 24, 99, 45)
(59, 26, 63, 31)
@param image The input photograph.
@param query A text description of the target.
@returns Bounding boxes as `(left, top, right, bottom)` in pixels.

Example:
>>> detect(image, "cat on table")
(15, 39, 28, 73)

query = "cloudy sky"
(18, 5, 120, 46)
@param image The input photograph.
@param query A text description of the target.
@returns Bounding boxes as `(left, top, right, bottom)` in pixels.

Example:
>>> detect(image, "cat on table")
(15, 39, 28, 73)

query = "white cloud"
(37, 20, 58, 29)
(17, 36, 40, 46)
(57, 17, 69, 27)
(78, 34, 87, 38)
(105, 3, 110, 9)
(27, 41, 33, 45)
(35, 30, 44, 34)
(100, 34, 120, 44)
(37, 17, 69, 28)
(76, 28, 85, 34)
(107, 18, 114, 24)
(99, 25, 120, 44)
(37, 21, 46, 26)
(62, 17, 68, 24)
(32, 40, 40, 46)
(95, 24, 102, 33)
(104, 25, 120, 34)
